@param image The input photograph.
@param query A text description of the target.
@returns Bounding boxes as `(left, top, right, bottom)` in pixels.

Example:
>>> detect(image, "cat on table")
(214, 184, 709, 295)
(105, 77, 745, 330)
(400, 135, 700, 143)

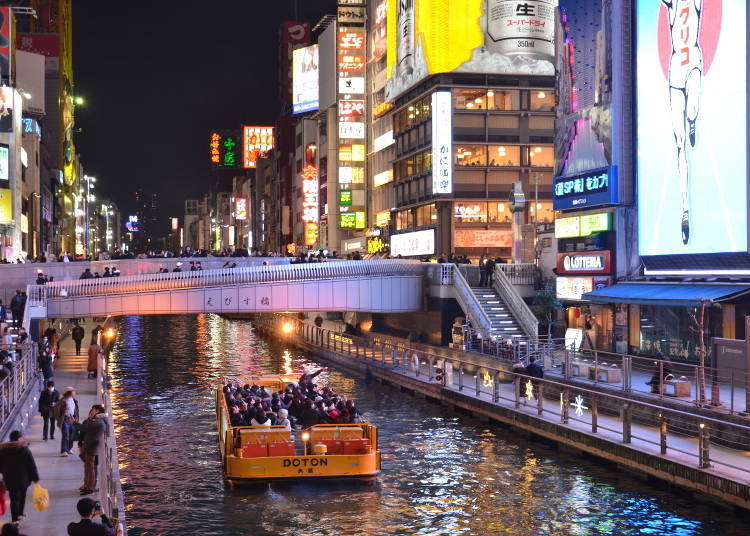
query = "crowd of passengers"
(223, 368, 362, 430)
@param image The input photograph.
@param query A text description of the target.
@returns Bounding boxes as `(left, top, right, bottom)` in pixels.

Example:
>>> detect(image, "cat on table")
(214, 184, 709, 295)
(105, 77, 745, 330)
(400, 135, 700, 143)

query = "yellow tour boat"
(216, 375, 381, 486)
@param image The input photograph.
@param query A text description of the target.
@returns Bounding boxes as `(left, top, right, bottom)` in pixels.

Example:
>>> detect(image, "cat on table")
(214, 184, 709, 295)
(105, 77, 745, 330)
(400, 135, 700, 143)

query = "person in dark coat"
(298, 399, 321, 428)
(39, 380, 61, 441)
(9, 290, 22, 329)
(648, 351, 673, 393)
(0, 430, 40, 523)
(79, 405, 108, 495)
(524, 357, 544, 399)
(38, 340, 54, 382)
(67, 498, 115, 536)
(485, 257, 496, 287)
(71, 322, 85, 356)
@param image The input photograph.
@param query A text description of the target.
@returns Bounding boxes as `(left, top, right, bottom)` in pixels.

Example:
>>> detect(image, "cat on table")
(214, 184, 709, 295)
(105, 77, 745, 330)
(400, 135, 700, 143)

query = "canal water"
(109, 314, 749, 536)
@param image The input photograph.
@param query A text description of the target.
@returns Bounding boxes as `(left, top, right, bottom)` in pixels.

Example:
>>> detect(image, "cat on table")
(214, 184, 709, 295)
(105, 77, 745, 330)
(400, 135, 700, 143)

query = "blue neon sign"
(553, 166, 618, 210)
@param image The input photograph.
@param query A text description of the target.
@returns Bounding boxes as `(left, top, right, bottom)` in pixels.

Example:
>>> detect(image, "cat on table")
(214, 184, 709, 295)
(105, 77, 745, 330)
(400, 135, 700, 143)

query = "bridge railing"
(38, 260, 424, 299)
(259, 315, 750, 476)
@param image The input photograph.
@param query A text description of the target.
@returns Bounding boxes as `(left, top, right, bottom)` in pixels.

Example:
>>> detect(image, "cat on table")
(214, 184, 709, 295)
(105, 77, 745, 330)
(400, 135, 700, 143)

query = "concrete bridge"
(31, 260, 425, 317)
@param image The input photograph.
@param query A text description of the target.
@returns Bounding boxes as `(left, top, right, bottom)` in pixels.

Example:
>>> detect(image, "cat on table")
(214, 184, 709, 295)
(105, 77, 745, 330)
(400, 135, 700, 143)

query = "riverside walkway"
(256, 315, 750, 511)
(4, 322, 119, 535)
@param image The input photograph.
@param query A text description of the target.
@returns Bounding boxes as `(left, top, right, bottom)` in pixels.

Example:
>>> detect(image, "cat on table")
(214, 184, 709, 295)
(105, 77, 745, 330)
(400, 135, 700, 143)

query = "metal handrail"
(0, 343, 38, 434)
(496, 263, 536, 285)
(450, 265, 494, 339)
(492, 265, 539, 338)
(39, 260, 423, 299)
(266, 315, 750, 477)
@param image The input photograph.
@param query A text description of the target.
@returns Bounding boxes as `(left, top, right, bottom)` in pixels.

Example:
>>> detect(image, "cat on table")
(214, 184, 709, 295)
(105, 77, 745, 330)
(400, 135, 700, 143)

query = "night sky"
(72, 0, 335, 219)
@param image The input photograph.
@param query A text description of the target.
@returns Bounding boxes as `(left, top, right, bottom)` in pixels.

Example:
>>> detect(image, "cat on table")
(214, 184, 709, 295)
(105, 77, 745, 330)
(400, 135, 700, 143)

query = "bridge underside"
(45, 276, 423, 317)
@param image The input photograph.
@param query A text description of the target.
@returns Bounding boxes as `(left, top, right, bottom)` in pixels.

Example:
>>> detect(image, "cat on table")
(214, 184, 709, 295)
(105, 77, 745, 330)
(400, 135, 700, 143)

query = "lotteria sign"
(553, 166, 618, 210)
(556, 251, 612, 275)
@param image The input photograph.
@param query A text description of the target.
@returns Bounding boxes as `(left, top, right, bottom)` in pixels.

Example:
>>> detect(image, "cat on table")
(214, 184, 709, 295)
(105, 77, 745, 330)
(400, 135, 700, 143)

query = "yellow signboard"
(385, 0, 555, 100)
(0, 188, 11, 224)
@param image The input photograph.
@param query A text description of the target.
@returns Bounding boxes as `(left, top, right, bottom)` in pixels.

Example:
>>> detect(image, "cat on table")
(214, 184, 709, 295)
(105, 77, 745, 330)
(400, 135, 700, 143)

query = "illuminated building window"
(454, 145, 487, 167)
(530, 90, 555, 111)
(394, 95, 432, 131)
(394, 149, 432, 180)
(454, 89, 487, 110)
(529, 201, 555, 224)
(415, 203, 437, 227)
(487, 202, 511, 223)
(487, 89, 520, 111)
(488, 145, 520, 167)
(454, 202, 488, 223)
(395, 209, 413, 231)
(528, 146, 554, 167)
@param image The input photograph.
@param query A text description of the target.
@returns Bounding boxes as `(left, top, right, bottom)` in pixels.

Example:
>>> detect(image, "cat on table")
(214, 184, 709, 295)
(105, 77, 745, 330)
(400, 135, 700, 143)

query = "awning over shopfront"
(582, 283, 750, 307)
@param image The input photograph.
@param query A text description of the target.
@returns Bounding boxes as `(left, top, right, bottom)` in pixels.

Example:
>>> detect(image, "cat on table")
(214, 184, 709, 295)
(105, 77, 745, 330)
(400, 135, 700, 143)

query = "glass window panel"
(454, 89, 487, 110)
(454, 145, 487, 167)
(454, 202, 488, 223)
(529, 201, 554, 224)
(487, 89, 520, 110)
(530, 90, 555, 111)
(487, 201, 511, 223)
(529, 146, 554, 167)
(488, 145, 521, 167)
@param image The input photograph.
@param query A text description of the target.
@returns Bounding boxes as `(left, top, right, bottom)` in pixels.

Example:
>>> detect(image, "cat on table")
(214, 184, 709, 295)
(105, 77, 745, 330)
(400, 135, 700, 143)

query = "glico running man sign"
(553, 166, 618, 210)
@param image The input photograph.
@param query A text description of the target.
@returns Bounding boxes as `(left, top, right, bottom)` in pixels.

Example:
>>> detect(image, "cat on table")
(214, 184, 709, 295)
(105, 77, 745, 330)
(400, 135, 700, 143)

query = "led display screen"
(636, 0, 747, 256)
(385, 0, 555, 101)
(292, 45, 320, 114)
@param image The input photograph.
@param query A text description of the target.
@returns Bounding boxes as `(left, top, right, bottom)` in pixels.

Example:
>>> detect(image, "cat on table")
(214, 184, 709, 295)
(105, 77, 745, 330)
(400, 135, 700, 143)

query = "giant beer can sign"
(486, 0, 555, 61)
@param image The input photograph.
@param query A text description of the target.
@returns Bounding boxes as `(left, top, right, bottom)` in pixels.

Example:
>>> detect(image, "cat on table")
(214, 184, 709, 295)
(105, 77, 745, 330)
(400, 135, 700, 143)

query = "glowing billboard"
(292, 45, 320, 114)
(432, 91, 452, 194)
(385, 0, 555, 101)
(636, 0, 747, 257)
(235, 197, 248, 220)
(243, 127, 275, 168)
(301, 165, 319, 245)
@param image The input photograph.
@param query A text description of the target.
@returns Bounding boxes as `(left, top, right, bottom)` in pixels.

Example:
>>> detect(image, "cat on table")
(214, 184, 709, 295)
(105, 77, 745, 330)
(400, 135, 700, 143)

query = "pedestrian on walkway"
(485, 257, 496, 288)
(478, 255, 487, 286)
(9, 291, 22, 329)
(38, 336, 55, 382)
(39, 380, 60, 441)
(72, 322, 85, 357)
(56, 388, 79, 456)
(87, 341, 102, 380)
(0, 302, 6, 335)
(0, 327, 12, 353)
(0, 430, 40, 524)
(525, 356, 544, 399)
(67, 498, 115, 536)
(647, 351, 673, 394)
(78, 404, 108, 496)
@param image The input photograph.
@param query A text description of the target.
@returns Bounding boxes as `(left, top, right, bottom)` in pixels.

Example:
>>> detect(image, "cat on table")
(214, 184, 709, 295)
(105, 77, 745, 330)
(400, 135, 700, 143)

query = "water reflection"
(108, 315, 748, 536)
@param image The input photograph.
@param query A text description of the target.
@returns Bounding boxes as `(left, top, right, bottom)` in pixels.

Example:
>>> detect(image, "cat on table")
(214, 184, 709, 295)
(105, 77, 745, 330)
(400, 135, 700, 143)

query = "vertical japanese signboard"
(432, 91, 452, 194)
(301, 165, 319, 245)
(337, 2, 368, 231)
(0, 8, 11, 82)
(243, 126, 275, 168)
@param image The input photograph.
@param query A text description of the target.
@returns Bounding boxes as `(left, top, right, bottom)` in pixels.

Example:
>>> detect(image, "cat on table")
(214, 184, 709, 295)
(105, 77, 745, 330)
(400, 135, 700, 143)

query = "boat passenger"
(250, 410, 271, 428)
(276, 409, 291, 431)
(299, 400, 321, 428)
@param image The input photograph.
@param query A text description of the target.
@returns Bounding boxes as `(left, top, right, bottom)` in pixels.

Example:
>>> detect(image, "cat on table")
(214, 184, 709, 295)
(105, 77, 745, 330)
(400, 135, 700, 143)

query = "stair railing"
(452, 264, 494, 339)
(492, 265, 539, 339)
